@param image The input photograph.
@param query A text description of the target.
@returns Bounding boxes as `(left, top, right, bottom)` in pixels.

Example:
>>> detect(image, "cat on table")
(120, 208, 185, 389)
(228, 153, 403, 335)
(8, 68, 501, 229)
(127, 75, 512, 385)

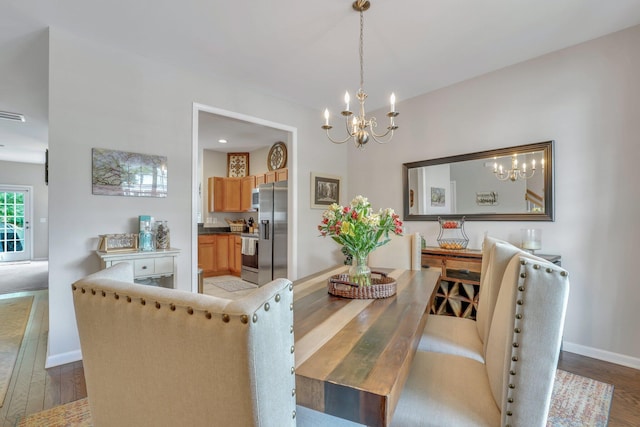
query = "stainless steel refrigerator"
(257, 181, 288, 286)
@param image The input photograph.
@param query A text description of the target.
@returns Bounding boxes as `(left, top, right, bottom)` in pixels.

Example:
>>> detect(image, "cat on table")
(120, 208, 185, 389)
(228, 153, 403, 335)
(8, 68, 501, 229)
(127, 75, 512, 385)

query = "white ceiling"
(3, 0, 640, 162)
(198, 112, 290, 153)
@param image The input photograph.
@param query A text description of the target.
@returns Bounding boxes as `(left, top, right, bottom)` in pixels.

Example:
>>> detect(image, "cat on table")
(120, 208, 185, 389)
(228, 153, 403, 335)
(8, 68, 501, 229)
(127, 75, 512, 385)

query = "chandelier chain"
(359, 9, 364, 90)
(321, 0, 398, 148)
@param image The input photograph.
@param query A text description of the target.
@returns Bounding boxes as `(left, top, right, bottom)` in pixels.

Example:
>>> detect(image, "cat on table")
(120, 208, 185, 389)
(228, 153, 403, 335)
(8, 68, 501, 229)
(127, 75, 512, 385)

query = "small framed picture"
(227, 152, 250, 177)
(311, 172, 341, 209)
(431, 187, 445, 207)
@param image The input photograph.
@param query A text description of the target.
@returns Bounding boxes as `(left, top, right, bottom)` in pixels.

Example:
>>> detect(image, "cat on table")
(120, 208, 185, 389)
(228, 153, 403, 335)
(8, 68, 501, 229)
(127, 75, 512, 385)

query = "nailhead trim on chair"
(73, 279, 297, 424)
(71, 281, 296, 326)
(506, 260, 532, 421)
(504, 260, 569, 426)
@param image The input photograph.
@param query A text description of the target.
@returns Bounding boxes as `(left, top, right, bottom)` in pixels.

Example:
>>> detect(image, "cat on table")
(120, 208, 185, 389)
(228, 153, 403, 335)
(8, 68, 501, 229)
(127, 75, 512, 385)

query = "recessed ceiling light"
(218, 139, 228, 144)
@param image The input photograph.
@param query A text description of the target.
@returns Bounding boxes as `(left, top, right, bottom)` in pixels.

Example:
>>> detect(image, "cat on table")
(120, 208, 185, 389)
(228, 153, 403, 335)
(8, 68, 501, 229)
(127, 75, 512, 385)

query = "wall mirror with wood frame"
(403, 140, 554, 221)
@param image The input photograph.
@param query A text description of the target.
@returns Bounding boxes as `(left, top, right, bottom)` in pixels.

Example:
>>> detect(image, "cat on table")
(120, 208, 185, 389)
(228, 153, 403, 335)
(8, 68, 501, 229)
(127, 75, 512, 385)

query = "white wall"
(348, 25, 640, 368)
(0, 29, 49, 164)
(0, 160, 49, 259)
(46, 28, 348, 367)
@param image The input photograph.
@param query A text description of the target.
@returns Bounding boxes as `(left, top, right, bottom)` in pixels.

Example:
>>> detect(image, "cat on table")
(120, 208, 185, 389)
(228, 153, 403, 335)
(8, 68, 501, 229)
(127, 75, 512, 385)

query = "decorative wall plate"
(268, 142, 287, 171)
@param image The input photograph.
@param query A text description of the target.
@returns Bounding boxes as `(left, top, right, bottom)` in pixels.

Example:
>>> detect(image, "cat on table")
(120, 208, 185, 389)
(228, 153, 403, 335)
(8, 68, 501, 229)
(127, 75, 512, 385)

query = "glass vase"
(349, 253, 371, 286)
(155, 220, 170, 250)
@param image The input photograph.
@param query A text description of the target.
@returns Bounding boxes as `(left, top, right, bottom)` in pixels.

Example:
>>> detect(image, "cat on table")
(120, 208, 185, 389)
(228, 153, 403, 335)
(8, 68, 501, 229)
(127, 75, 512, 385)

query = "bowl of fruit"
(441, 220, 460, 229)
(437, 239, 469, 250)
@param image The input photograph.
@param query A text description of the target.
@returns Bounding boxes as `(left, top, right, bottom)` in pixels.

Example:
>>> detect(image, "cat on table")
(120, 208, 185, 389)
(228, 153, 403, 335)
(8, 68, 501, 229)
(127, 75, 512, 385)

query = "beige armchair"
(72, 262, 296, 427)
(417, 236, 522, 362)
(392, 252, 570, 426)
(367, 232, 422, 271)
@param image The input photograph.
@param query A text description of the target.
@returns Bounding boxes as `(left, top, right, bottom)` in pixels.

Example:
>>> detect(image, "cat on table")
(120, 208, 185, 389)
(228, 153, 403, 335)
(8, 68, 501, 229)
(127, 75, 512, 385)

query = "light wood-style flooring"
(1, 289, 639, 426)
(0, 291, 86, 427)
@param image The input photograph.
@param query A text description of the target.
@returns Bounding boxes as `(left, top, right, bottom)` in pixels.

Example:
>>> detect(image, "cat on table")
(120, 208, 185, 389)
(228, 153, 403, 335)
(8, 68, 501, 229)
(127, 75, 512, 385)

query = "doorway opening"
(191, 103, 298, 292)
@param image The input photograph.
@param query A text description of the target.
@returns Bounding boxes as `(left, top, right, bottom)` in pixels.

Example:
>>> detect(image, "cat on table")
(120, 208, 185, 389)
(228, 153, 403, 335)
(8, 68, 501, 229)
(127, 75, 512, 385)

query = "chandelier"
(493, 154, 543, 182)
(322, 0, 398, 149)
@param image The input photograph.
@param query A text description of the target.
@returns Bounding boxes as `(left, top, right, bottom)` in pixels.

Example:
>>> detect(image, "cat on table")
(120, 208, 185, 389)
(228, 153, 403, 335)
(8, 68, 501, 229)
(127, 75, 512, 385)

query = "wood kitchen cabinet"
(216, 235, 230, 272)
(208, 177, 222, 213)
(240, 176, 256, 211)
(198, 235, 218, 277)
(229, 235, 242, 275)
(209, 176, 256, 212)
(275, 168, 288, 181)
(198, 234, 242, 278)
(264, 171, 276, 183)
(263, 168, 287, 184)
(217, 178, 241, 212)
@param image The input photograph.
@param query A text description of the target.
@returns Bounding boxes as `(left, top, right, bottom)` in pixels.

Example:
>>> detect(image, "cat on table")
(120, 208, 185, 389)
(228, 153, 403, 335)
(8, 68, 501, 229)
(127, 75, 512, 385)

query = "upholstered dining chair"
(392, 253, 570, 426)
(417, 236, 521, 362)
(367, 232, 422, 271)
(72, 262, 296, 427)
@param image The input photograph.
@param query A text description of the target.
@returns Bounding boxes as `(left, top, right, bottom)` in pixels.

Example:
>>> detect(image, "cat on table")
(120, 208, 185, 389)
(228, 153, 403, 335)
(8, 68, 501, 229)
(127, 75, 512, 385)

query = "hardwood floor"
(0, 291, 86, 427)
(1, 289, 639, 426)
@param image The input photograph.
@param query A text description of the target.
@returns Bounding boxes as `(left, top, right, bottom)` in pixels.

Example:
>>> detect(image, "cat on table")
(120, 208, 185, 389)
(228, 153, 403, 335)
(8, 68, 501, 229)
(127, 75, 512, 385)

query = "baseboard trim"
(563, 341, 640, 370)
(45, 349, 82, 369)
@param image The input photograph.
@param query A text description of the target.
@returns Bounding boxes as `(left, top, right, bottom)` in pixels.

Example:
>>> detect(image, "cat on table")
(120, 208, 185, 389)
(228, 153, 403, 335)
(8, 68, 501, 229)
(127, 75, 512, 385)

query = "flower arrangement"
(318, 195, 403, 285)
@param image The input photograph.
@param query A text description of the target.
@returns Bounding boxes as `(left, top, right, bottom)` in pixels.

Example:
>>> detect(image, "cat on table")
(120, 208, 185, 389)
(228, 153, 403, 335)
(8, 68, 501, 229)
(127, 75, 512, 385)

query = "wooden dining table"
(293, 265, 440, 427)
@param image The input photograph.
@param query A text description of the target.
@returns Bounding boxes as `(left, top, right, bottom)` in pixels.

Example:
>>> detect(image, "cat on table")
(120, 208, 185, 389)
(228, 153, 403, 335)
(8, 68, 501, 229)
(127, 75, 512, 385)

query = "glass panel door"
(0, 186, 30, 262)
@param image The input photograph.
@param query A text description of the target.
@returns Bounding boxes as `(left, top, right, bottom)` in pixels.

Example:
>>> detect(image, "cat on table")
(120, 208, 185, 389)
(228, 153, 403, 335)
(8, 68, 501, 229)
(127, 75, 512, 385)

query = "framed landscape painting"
(92, 148, 168, 197)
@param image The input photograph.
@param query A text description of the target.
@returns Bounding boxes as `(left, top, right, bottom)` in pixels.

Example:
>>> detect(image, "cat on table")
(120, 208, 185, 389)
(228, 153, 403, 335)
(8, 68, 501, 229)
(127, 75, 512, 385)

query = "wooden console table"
(422, 247, 561, 319)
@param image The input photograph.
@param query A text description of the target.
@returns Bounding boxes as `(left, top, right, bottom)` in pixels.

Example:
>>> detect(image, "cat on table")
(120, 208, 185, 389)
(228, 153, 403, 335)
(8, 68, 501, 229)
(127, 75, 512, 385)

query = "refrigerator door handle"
(261, 220, 270, 240)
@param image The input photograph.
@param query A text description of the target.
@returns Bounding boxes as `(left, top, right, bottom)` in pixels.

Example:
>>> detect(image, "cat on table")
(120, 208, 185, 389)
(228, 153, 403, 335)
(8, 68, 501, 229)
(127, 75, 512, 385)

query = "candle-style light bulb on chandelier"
(322, 0, 398, 149)
(493, 154, 544, 182)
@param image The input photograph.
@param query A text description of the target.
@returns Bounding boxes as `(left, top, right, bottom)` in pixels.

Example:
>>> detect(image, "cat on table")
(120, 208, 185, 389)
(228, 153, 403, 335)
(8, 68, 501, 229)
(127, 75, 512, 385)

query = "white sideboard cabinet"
(96, 248, 180, 288)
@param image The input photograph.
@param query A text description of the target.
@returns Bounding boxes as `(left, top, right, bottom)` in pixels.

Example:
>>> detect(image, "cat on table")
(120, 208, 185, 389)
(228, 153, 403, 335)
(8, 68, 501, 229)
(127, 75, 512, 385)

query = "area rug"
(0, 295, 33, 407)
(547, 369, 613, 427)
(15, 370, 613, 426)
(18, 397, 91, 426)
(204, 278, 257, 292)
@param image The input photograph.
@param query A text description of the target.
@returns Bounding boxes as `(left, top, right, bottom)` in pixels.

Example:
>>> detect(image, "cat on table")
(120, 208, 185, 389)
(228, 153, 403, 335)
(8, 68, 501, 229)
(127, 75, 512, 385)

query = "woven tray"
(328, 271, 397, 299)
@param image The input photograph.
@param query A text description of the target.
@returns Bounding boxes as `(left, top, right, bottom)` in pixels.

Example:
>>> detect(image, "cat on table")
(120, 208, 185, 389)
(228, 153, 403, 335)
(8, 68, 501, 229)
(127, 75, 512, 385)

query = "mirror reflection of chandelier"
(321, 0, 399, 149)
(494, 154, 544, 182)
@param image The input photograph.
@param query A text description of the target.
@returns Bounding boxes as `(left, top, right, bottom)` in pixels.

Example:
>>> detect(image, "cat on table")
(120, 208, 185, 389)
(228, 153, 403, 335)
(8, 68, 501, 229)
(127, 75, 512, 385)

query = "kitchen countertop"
(197, 225, 240, 235)
(197, 225, 259, 236)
